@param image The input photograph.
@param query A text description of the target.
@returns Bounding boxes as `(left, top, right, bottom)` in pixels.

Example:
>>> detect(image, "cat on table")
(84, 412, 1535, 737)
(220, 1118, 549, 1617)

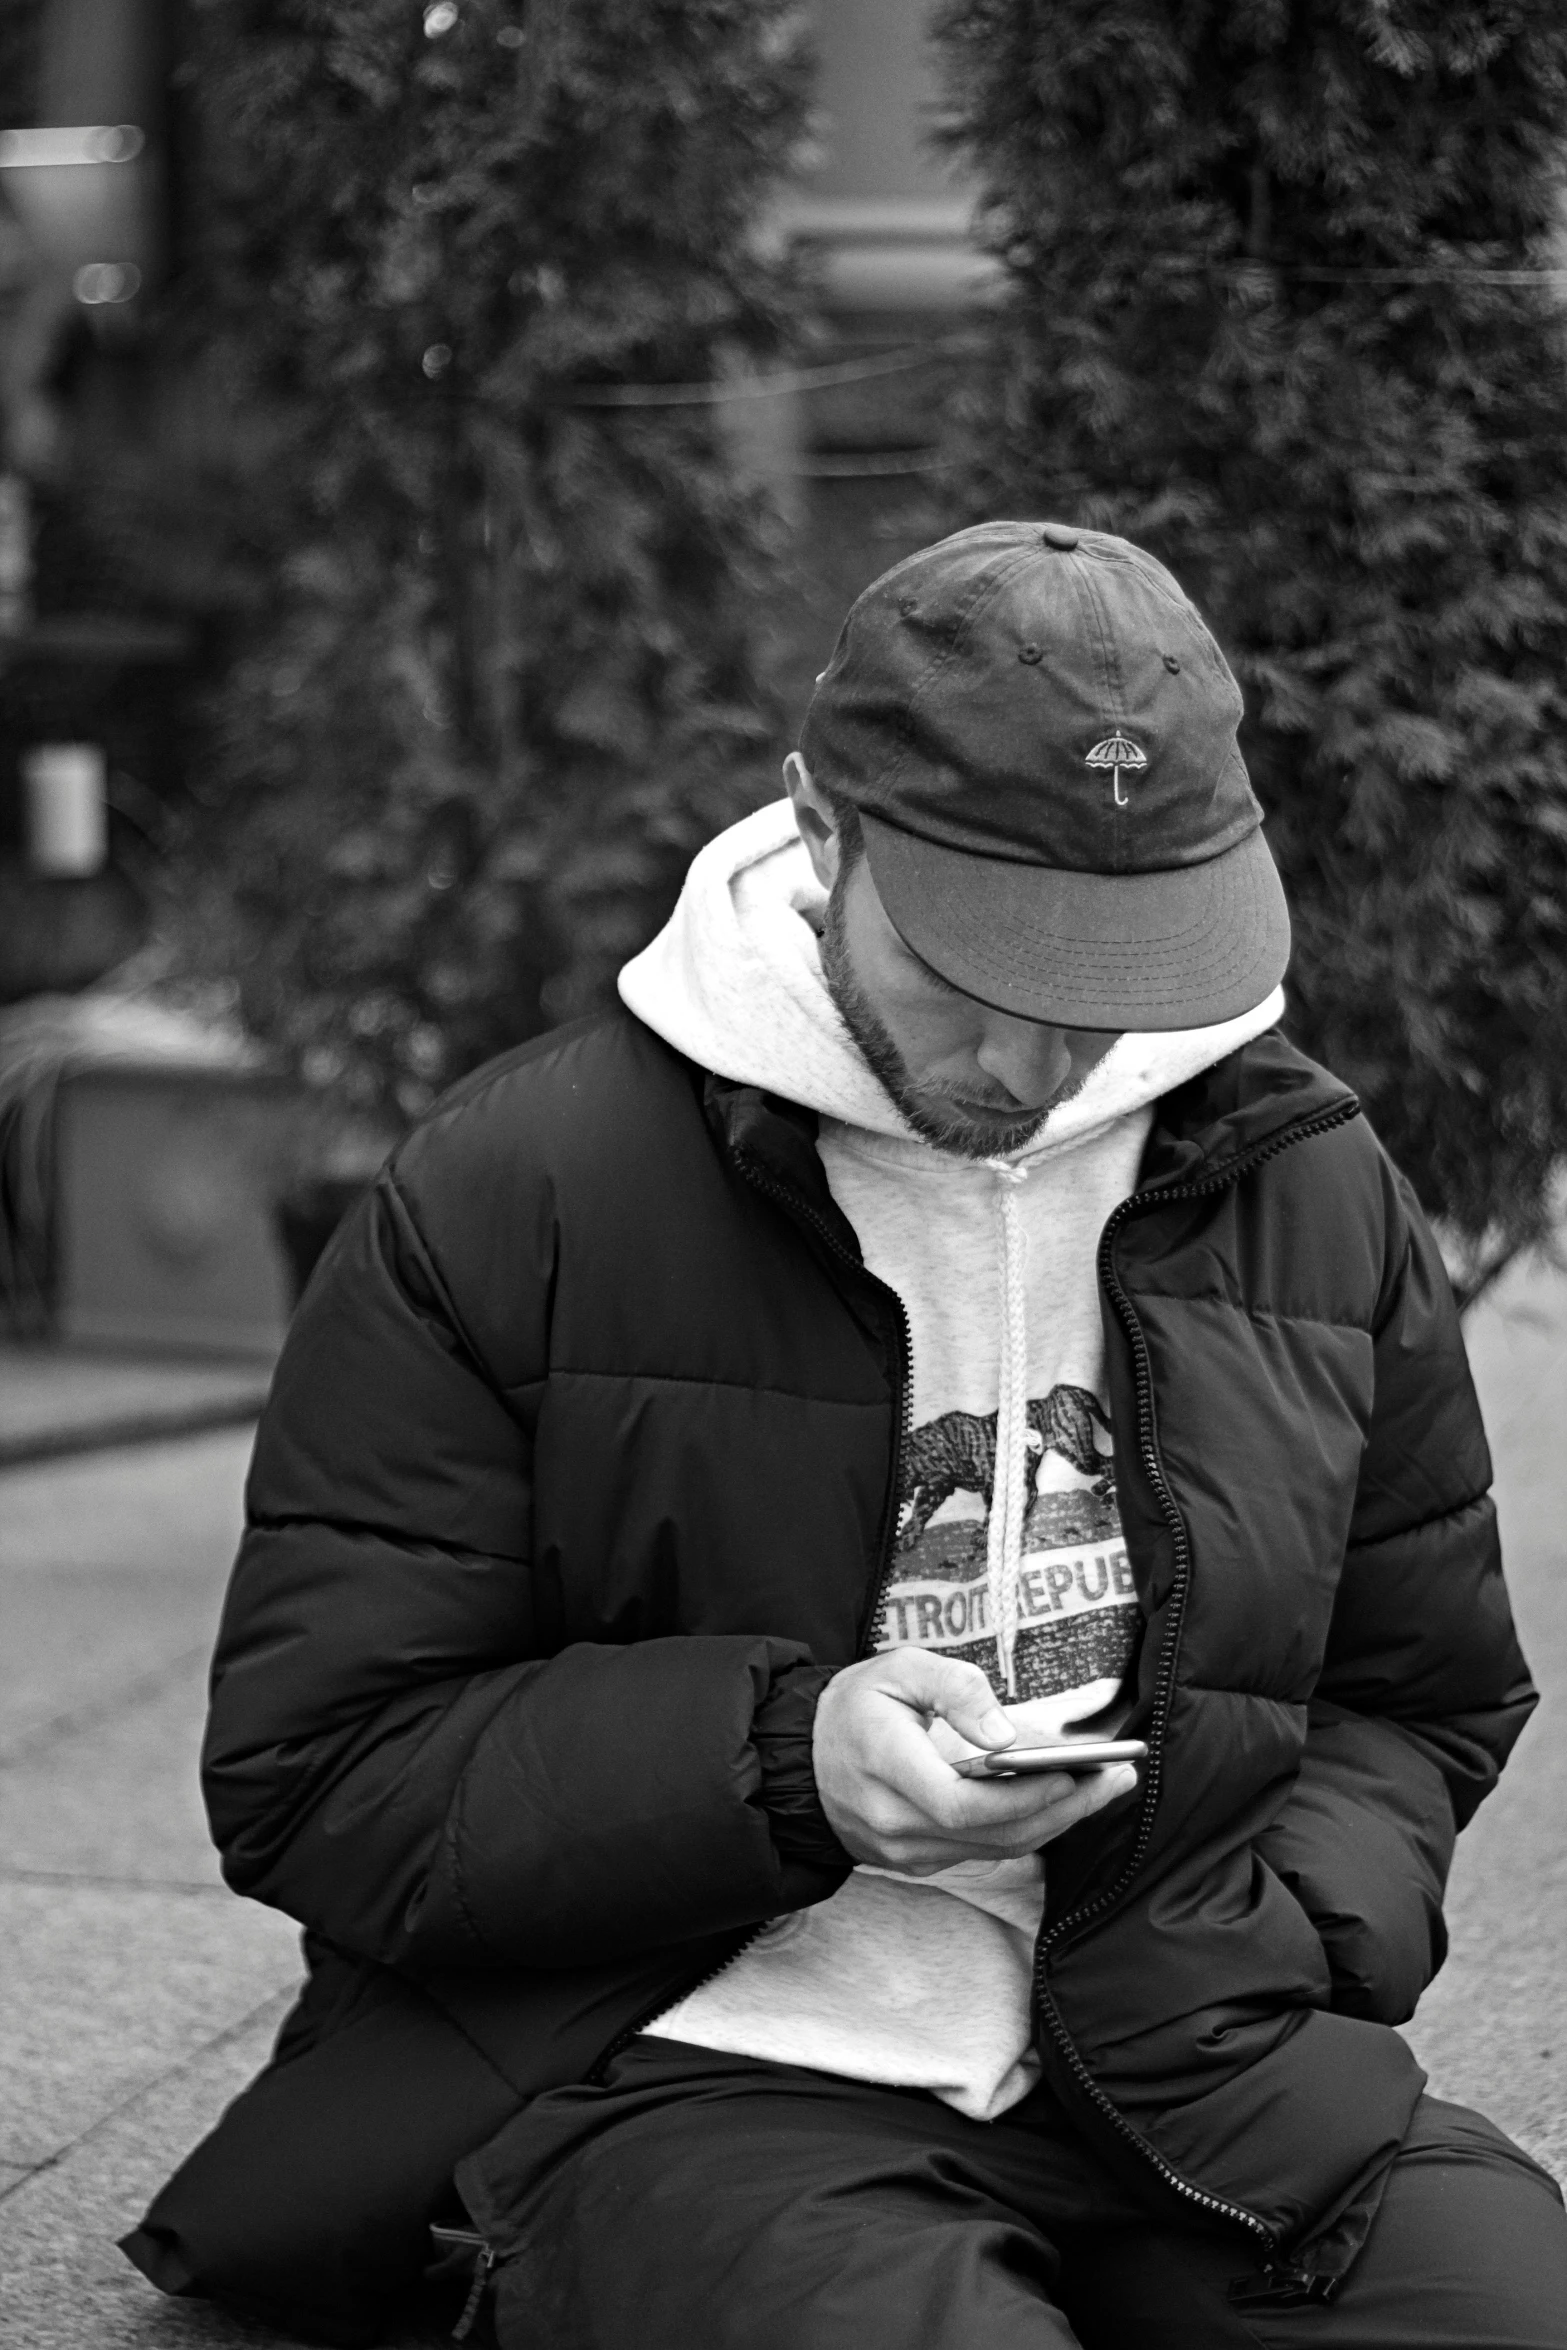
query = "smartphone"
(954, 1737, 1148, 1779)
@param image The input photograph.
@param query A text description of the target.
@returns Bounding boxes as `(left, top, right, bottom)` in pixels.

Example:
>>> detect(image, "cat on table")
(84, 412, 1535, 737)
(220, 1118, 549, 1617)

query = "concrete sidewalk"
(0, 1431, 303, 2345)
(1400, 1258, 1567, 2173)
(1, 1259, 1564, 2344)
(0, 1346, 274, 1468)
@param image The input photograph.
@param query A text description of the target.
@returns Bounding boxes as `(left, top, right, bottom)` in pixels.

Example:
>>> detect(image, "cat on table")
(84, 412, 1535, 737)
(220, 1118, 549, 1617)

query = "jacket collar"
(1137, 1029, 1359, 1194)
(702, 1030, 1357, 1224)
(701, 1073, 864, 1261)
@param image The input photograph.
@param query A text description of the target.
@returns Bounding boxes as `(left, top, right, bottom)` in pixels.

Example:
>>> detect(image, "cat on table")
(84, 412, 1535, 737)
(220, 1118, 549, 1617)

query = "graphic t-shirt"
(838, 1117, 1148, 1744)
(880, 1385, 1137, 1703)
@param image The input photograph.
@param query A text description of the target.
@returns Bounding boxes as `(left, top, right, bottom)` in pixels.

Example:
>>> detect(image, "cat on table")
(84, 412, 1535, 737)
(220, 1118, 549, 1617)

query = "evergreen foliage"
(165, 0, 811, 1119)
(934, 0, 1567, 1285)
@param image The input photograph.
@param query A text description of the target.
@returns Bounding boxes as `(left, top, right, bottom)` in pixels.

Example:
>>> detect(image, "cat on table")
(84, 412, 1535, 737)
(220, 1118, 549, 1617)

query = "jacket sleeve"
(1256, 1152, 1536, 2024)
(202, 1126, 849, 1976)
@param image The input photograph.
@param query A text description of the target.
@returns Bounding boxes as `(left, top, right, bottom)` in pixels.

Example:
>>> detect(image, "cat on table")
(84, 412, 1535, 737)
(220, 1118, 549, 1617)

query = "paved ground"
(0, 1346, 273, 1468)
(1, 1259, 1564, 2344)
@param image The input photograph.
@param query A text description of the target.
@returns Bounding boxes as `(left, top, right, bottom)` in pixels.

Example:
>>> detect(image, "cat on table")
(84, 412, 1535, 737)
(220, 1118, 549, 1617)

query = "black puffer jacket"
(124, 1013, 1535, 2342)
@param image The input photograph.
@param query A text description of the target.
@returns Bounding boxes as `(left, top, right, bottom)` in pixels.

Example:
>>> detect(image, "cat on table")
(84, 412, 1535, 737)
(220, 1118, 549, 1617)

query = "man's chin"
(896, 1093, 1049, 1160)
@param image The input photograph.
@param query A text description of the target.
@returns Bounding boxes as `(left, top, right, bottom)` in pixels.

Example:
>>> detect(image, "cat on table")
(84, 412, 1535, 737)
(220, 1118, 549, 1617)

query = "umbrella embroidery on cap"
(1085, 731, 1147, 807)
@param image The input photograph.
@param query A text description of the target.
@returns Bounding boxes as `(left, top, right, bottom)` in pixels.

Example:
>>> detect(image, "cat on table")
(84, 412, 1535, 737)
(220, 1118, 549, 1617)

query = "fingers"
(1019, 1761, 1138, 1844)
(931, 1769, 1080, 1840)
(929, 1761, 1139, 1851)
(877, 1649, 1018, 1752)
(880, 1782, 1102, 1873)
(1073, 1760, 1139, 1816)
(811, 1652, 1142, 1874)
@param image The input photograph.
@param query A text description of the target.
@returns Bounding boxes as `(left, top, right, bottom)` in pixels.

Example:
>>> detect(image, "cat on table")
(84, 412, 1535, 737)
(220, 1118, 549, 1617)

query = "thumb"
(892, 1651, 1016, 1752)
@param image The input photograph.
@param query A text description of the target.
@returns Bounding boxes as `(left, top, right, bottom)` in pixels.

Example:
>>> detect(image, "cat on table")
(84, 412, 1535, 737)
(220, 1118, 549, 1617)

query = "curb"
(0, 1392, 267, 1470)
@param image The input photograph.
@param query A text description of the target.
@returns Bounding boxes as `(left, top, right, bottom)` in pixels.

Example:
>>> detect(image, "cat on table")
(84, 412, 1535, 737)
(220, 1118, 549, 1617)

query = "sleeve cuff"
(752, 1660, 853, 1884)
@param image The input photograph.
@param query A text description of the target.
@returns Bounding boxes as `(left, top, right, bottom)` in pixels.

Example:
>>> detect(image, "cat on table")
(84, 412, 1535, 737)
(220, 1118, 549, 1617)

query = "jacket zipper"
(1030, 1097, 1359, 2258)
(579, 1152, 914, 2091)
(581, 1928, 771, 2088)
(448, 2237, 494, 2341)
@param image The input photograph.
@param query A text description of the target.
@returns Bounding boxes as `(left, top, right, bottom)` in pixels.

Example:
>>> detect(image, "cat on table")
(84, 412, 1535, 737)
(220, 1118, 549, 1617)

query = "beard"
(818, 865, 1083, 1160)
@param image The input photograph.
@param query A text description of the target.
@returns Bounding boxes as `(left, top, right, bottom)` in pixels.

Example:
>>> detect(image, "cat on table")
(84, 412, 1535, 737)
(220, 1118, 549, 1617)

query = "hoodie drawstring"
(986, 1162, 1032, 1697)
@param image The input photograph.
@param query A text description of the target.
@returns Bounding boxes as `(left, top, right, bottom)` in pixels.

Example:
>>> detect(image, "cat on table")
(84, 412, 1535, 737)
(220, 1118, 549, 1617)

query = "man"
(125, 523, 1566, 2348)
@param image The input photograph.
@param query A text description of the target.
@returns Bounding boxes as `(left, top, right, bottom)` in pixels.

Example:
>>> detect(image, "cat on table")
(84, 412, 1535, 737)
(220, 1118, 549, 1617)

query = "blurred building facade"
(0, 0, 990, 1005)
(756, 0, 994, 717)
(0, 0, 186, 1002)
(0, 0, 996, 1353)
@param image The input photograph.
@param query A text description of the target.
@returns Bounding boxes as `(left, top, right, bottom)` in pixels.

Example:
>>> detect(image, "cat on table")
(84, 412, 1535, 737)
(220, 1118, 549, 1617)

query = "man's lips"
(934, 1067, 1090, 1121)
(934, 1092, 1040, 1120)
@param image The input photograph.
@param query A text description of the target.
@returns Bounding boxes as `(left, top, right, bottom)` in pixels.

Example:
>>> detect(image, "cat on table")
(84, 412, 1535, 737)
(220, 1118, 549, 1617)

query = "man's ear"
(784, 752, 840, 892)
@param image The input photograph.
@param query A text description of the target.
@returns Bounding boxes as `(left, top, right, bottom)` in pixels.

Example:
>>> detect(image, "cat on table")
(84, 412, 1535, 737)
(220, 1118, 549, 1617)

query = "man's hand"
(813, 1650, 1138, 1875)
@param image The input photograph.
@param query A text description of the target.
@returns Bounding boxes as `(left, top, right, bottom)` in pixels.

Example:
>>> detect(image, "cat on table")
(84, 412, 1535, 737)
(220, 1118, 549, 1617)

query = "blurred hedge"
(158, 0, 812, 1122)
(934, 0, 1567, 1291)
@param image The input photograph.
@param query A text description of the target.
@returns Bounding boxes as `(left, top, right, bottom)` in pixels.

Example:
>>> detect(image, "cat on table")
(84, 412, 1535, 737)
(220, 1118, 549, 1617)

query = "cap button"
(1040, 522, 1080, 550)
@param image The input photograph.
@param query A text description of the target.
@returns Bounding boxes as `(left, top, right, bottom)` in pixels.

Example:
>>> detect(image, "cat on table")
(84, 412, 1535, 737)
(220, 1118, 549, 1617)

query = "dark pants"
(481, 2037, 1567, 2350)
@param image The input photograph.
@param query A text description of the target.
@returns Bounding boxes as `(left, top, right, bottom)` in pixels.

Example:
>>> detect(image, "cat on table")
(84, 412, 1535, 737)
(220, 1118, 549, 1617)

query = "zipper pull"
(452, 2241, 496, 2342)
(1229, 2261, 1341, 2308)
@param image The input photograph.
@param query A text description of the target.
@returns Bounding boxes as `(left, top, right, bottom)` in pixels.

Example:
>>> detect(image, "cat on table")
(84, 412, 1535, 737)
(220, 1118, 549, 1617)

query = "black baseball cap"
(799, 520, 1290, 1031)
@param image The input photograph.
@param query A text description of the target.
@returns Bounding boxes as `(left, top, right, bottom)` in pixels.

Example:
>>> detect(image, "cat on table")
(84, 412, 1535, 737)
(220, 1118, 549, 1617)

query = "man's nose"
(974, 1019, 1072, 1106)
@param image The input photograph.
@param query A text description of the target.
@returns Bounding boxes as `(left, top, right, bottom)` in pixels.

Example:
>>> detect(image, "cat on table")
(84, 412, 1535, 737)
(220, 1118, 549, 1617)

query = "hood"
(620, 800, 1286, 1159)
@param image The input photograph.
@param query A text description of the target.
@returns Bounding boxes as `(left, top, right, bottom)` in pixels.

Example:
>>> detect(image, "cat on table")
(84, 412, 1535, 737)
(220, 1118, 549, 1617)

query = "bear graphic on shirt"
(876, 1382, 1140, 1706)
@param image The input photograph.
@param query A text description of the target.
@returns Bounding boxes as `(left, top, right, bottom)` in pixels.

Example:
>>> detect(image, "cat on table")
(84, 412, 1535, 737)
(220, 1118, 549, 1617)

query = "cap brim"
(861, 816, 1291, 1031)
